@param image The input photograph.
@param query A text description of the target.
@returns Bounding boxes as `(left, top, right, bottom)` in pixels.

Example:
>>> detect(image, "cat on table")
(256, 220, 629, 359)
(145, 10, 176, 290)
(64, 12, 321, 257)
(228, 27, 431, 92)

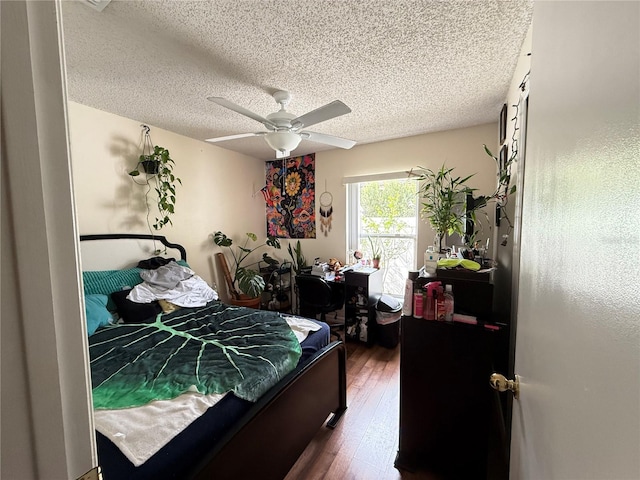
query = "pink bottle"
(412, 286, 424, 319)
(423, 282, 441, 321)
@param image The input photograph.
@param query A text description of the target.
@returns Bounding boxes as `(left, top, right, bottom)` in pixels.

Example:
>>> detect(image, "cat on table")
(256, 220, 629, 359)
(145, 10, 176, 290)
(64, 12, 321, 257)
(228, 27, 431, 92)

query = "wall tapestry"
(264, 154, 316, 238)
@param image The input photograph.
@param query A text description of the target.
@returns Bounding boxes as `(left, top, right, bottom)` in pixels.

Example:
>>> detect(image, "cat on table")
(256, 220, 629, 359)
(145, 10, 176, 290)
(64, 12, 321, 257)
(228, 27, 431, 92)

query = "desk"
(297, 269, 382, 345)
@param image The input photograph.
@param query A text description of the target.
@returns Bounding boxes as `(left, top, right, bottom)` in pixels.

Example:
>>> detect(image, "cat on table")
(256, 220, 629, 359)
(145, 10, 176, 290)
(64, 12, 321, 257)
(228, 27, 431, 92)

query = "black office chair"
(295, 273, 345, 340)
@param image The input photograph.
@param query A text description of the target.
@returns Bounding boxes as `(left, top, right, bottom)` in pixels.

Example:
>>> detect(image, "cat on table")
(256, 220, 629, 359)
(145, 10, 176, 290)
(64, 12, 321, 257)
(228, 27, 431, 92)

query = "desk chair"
(295, 274, 345, 340)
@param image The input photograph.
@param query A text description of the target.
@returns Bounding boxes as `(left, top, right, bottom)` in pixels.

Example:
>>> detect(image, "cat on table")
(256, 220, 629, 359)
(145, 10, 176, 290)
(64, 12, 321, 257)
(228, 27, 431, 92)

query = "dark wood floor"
(284, 341, 443, 480)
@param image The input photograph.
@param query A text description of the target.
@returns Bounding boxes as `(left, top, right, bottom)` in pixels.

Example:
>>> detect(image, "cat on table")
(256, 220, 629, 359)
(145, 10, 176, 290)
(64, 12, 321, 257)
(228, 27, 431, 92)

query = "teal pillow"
(85, 294, 112, 336)
(83, 268, 144, 296)
(83, 268, 144, 311)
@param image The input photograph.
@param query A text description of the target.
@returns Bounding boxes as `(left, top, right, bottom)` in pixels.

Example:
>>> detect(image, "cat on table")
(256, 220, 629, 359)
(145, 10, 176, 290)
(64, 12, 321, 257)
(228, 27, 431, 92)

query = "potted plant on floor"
(287, 240, 310, 274)
(213, 231, 281, 308)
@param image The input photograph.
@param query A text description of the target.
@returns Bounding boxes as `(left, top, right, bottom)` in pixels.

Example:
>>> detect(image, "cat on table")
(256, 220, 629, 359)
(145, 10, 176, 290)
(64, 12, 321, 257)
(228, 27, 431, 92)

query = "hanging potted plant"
(213, 231, 281, 307)
(141, 157, 159, 175)
(129, 126, 181, 231)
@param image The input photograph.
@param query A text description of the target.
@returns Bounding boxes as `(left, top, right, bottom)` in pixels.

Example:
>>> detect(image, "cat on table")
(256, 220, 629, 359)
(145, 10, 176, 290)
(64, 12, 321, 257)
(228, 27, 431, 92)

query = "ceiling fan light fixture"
(265, 131, 302, 154)
(206, 91, 355, 155)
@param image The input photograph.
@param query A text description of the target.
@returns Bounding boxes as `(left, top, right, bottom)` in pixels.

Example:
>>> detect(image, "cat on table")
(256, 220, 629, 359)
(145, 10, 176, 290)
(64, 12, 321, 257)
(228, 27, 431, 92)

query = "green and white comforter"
(89, 302, 302, 409)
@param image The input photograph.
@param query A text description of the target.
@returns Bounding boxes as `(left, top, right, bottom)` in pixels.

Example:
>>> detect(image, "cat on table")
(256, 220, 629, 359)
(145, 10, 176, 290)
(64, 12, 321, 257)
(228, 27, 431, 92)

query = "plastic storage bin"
(376, 294, 402, 348)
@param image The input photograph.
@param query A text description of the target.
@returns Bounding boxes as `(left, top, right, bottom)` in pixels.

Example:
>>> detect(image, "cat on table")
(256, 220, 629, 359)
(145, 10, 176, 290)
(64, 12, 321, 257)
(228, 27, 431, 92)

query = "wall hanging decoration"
(265, 153, 316, 238)
(499, 103, 508, 145)
(319, 184, 333, 237)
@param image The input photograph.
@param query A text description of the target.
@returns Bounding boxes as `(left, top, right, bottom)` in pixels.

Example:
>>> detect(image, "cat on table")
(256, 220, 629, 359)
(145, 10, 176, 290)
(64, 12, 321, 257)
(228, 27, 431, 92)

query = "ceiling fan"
(205, 90, 356, 158)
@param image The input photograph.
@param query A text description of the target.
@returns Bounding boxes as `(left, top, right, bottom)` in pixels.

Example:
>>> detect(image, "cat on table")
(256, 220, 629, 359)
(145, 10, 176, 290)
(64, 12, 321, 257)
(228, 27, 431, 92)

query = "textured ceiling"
(61, 0, 533, 160)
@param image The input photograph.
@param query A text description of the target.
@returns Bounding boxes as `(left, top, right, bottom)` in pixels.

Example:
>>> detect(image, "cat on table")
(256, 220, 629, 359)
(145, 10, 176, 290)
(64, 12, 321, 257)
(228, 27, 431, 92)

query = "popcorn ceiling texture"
(61, 0, 533, 160)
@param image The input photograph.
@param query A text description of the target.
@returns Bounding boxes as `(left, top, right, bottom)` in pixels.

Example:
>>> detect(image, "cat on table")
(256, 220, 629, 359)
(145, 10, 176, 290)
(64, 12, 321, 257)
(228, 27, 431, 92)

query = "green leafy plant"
(367, 236, 382, 261)
(454, 144, 518, 248)
(483, 144, 517, 202)
(412, 164, 475, 252)
(213, 231, 281, 298)
(287, 240, 309, 274)
(129, 145, 181, 230)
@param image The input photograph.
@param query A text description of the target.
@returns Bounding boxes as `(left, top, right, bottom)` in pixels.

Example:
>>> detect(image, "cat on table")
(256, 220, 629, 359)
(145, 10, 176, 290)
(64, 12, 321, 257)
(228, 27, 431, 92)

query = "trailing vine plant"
(129, 125, 181, 232)
(477, 72, 528, 245)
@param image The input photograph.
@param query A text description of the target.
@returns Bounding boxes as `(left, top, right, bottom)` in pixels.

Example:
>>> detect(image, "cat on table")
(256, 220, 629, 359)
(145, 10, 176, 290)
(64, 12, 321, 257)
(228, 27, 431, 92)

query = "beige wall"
(314, 123, 498, 268)
(69, 102, 268, 297)
(69, 102, 499, 296)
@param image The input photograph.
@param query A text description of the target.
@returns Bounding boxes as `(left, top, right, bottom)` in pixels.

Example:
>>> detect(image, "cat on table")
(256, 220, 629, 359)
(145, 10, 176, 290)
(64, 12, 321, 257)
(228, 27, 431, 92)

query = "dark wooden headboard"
(79, 234, 187, 270)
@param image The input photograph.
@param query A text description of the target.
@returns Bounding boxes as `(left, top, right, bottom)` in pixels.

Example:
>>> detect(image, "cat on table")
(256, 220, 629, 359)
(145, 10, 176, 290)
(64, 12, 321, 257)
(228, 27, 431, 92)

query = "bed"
(80, 234, 347, 480)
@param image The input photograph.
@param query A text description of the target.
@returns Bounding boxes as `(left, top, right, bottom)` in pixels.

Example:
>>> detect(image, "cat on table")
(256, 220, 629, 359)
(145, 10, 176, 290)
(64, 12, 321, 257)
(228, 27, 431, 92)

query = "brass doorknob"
(489, 373, 520, 399)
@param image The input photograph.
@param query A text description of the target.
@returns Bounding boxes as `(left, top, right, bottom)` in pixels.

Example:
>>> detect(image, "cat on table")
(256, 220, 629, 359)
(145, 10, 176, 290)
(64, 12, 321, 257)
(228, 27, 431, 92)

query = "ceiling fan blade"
(205, 132, 265, 143)
(300, 131, 356, 149)
(207, 97, 276, 129)
(291, 100, 351, 129)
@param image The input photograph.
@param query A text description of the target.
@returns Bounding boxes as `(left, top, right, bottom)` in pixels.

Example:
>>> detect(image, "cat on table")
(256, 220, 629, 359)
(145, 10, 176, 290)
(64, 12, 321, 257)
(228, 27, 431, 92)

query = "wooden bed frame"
(80, 234, 347, 480)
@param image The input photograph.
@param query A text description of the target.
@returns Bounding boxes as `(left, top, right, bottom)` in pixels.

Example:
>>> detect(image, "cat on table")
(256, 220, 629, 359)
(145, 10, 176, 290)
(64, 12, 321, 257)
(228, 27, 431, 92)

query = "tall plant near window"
(413, 165, 475, 252)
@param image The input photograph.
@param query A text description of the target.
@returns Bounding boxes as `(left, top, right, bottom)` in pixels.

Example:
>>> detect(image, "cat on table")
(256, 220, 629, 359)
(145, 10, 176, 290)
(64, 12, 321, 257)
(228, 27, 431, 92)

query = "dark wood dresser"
(395, 316, 499, 479)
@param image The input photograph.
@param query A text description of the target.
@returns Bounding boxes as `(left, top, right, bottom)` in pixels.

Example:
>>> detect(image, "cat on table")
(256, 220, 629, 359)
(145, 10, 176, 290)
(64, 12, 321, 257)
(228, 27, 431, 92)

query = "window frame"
(344, 172, 419, 296)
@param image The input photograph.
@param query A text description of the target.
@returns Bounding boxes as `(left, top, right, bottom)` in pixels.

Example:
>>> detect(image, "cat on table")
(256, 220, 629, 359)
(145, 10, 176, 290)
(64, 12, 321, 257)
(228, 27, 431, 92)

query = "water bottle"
(444, 284, 455, 322)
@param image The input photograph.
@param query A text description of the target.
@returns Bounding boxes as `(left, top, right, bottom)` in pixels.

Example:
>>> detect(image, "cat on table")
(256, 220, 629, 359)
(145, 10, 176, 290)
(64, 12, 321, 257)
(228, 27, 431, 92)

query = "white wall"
(69, 101, 499, 289)
(510, 2, 640, 478)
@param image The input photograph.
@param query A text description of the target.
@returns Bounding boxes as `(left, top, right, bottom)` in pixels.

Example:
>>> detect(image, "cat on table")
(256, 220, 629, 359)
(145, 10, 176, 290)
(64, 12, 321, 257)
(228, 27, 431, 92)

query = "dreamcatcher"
(319, 189, 333, 236)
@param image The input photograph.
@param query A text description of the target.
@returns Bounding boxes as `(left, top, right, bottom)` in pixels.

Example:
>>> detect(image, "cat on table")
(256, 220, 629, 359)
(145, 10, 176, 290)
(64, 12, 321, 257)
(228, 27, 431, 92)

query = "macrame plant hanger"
(319, 181, 333, 237)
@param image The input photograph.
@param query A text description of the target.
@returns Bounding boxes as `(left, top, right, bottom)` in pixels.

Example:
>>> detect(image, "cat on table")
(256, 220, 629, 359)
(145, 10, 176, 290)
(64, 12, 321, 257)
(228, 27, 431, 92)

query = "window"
(346, 174, 418, 297)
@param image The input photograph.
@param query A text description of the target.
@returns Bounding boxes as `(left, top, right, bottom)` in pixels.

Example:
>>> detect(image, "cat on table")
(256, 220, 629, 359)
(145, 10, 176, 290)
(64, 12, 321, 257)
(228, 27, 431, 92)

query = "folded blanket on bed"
(93, 316, 322, 467)
(94, 390, 225, 467)
(89, 302, 301, 409)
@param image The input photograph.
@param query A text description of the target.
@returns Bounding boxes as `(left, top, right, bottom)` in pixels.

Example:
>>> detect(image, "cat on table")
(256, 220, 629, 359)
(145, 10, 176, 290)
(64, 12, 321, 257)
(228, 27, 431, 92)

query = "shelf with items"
(259, 261, 293, 313)
(344, 268, 383, 345)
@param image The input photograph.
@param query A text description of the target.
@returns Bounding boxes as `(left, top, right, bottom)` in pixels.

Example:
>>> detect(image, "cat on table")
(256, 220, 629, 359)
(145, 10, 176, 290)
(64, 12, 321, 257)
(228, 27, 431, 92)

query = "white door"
(2, 1, 96, 478)
(507, 2, 640, 479)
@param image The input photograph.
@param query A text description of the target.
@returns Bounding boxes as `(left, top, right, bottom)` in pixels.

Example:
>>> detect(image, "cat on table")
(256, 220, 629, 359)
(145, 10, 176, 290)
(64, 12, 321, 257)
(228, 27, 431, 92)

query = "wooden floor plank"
(285, 342, 444, 480)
